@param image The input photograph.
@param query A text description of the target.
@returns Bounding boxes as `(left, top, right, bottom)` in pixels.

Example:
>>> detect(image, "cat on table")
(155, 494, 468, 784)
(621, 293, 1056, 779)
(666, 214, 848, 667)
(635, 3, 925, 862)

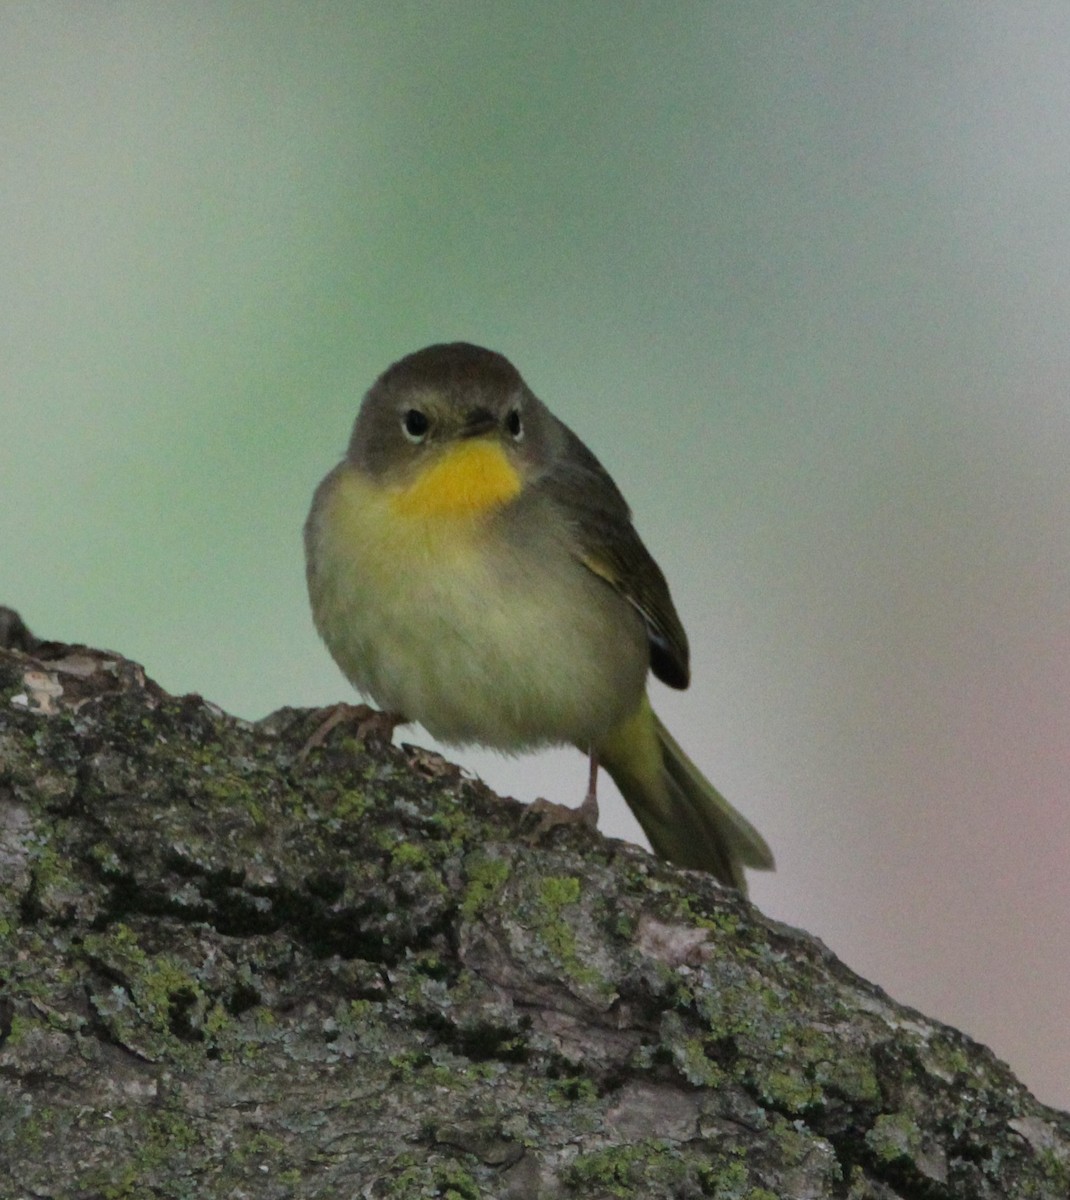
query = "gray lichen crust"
(0, 628, 1067, 1199)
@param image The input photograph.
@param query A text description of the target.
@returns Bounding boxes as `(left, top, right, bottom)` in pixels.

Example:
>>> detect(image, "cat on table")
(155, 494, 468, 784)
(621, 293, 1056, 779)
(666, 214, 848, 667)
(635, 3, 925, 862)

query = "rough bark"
(0, 611, 1067, 1199)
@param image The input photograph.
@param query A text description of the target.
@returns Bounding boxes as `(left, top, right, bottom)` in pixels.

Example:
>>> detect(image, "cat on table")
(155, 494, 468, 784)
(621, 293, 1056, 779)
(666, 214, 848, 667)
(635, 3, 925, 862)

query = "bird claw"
(526, 791, 600, 838)
(299, 703, 406, 758)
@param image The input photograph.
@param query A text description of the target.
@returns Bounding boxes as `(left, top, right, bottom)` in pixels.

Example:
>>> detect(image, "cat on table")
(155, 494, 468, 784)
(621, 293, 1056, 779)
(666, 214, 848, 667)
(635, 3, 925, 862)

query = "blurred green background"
(3, 3, 1068, 1108)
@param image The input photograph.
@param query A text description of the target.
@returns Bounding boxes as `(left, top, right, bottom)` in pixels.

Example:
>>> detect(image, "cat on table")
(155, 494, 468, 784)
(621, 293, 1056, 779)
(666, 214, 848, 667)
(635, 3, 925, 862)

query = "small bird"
(304, 343, 773, 891)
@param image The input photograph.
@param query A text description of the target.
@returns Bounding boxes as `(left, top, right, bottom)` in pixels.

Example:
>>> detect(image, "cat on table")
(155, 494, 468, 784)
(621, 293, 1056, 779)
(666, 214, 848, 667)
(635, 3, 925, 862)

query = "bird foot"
(299, 703, 406, 758)
(527, 788, 600, 837)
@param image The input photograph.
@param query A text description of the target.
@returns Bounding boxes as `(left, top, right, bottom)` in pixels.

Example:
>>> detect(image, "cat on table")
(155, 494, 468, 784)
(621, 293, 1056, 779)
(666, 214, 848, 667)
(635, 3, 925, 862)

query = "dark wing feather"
(539, 423, 690, 689)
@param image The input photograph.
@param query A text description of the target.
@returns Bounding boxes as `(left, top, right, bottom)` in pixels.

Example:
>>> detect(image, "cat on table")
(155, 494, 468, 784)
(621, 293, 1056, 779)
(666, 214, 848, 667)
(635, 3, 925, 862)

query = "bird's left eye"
(505, 408, 523, 440)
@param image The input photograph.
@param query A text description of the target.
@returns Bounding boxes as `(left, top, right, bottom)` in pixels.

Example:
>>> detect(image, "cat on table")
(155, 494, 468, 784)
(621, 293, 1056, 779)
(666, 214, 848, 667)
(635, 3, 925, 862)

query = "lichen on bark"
(0, 615, 1067, 1199)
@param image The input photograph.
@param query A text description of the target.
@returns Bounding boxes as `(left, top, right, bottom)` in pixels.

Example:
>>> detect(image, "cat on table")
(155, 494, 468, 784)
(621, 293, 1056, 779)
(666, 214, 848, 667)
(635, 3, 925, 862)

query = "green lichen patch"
(460, 852, 512, 921)
(564, 1138, 766, 1198)
(865, 1111, 923, 1164)
(507, 871, 617, 1002)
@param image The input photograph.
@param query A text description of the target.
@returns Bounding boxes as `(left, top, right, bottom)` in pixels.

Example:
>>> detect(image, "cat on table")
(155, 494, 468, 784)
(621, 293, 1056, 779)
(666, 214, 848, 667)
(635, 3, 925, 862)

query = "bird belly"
(306, 466, 648, 750)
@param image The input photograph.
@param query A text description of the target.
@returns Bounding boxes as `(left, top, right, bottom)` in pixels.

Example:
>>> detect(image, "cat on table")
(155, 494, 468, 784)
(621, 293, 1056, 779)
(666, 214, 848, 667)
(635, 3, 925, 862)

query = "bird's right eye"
(402, 409, 430, 442)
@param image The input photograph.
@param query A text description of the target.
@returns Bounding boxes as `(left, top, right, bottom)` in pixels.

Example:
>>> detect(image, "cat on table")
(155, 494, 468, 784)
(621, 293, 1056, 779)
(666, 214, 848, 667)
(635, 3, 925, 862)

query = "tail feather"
(652, 715, 774, 889)
(599, 699, 774, 893)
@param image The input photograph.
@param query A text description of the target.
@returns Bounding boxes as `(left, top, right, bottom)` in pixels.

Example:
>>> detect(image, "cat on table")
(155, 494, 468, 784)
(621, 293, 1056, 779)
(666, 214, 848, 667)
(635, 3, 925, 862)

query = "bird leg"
(578, 747, 600, 826)
(526, 745, 601, 838)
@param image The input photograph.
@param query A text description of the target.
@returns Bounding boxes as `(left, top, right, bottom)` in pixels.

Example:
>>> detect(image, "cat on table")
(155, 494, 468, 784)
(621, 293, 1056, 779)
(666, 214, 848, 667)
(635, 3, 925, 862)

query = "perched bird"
(304, 343, 773, 891)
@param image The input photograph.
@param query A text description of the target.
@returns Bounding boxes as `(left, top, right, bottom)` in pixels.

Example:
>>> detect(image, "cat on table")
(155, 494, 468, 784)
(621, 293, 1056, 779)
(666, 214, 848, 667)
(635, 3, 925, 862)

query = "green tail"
(601, 703, 774, 893)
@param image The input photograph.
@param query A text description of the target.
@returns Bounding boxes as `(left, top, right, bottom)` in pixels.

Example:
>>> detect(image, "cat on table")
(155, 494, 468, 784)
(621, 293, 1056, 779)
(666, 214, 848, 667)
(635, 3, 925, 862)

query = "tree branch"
(0, 614, 1066, 1198)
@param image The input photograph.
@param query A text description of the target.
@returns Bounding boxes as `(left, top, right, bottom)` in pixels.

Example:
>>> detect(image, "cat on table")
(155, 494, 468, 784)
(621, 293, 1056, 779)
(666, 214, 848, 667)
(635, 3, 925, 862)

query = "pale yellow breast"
(305, 464, 648, 750)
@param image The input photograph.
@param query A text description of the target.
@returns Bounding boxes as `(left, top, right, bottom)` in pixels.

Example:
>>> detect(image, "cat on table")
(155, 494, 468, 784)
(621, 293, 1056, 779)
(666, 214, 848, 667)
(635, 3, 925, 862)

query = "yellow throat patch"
(390, 440, 522, 519)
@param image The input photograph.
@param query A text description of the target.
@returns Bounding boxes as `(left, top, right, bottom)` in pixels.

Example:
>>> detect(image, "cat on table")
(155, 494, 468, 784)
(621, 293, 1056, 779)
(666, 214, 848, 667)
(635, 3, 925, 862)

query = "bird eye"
(402, 409, 430, 442)
(505, 408, 523, 440)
